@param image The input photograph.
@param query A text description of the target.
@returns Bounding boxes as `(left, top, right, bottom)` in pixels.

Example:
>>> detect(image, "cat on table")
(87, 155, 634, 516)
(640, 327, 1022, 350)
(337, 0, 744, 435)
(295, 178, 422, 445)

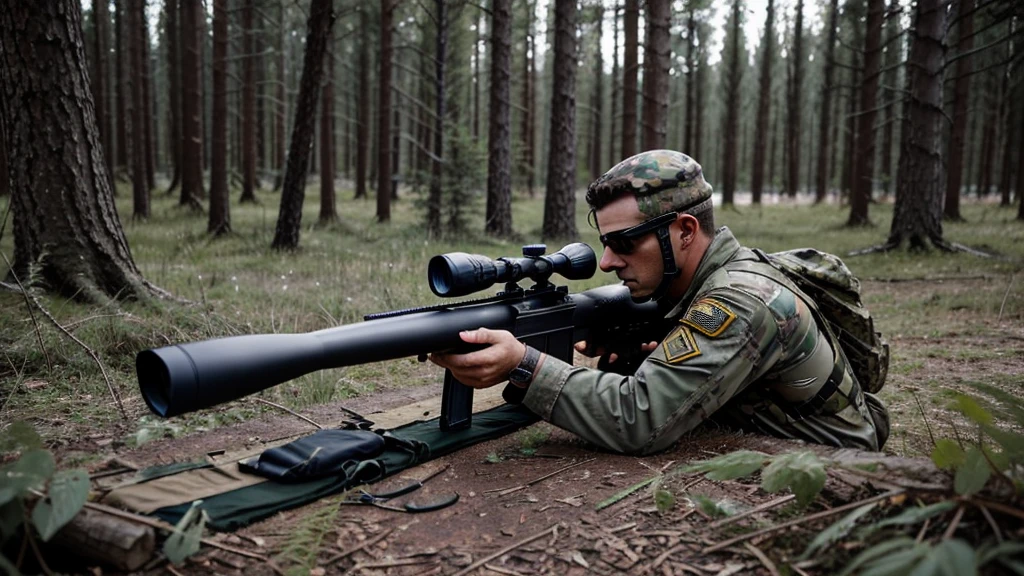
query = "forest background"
(1, 0, 1024, 573)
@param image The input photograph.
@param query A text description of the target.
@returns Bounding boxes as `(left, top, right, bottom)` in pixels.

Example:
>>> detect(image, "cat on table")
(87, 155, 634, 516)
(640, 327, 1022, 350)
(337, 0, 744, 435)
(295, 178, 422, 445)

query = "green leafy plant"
(0, 422, 90, 573)
(683, 449, 827, 506)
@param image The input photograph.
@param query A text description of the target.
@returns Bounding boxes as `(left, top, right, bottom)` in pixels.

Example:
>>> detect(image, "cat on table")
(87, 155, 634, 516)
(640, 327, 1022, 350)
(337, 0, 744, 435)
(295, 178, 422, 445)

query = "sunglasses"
(598, 212, 678, 255)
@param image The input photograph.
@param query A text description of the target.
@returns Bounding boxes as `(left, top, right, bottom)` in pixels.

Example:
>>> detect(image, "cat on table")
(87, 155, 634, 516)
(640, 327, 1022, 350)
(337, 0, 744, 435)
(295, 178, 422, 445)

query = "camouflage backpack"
(742, 248, 890, 394)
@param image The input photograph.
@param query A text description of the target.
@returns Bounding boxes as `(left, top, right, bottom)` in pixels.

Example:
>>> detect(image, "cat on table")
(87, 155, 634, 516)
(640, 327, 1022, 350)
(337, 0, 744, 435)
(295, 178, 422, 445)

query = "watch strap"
(508, 345, 541, 388)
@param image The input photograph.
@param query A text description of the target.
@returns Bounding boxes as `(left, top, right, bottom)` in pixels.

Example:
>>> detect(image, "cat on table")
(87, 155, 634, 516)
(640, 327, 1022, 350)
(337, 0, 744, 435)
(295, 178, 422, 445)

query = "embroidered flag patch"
(681, 297, 736, 337)
(663, 325, 701, 363)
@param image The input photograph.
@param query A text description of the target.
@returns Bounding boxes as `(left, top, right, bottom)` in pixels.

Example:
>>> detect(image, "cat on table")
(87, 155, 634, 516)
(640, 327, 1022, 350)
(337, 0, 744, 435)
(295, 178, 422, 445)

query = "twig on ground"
(646, 543, 687, 572)
(323, 528, 394, 566)
(0, 251, 52, 374)
(343, 558, 435, 575)
(943, 505, 965, 540)
(708, 494, 796, 530)
(998, 273, 1015, 321)
(744, 542, 780, 576)
(451, 524, 560, 576)
(165, 564, 187, 576)
(911, 390, 937, 447)
(608, 522, 637, 533)
(703, 489, 906, 554)
(968, 497, 1024, 521)
(254, 398, 323, 429)
(836, 465, 946, 491)
(916, 518, 931, 544)
(977, 502, 1004, 543)
(483, 564, 526, 576)
(25, 527, 54, 576)
(486, 458, 596, 497)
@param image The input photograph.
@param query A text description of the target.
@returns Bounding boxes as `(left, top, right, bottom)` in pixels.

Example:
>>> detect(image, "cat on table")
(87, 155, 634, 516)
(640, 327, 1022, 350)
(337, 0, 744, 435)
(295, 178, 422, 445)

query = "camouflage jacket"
(521, 227, 884, 455)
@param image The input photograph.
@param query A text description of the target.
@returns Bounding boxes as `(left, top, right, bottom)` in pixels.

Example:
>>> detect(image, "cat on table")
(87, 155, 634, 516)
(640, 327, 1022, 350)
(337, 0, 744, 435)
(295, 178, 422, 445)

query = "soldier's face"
(595, 195, 676, 299)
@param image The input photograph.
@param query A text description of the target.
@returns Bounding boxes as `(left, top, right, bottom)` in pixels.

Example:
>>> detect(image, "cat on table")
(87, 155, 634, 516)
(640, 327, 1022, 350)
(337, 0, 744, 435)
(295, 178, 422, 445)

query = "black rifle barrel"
(137, 284, 655, 418)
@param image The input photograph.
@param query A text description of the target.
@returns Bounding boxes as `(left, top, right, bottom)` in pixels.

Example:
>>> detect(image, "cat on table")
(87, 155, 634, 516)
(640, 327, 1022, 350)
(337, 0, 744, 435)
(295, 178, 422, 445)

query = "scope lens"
(428, 255, 457, 297)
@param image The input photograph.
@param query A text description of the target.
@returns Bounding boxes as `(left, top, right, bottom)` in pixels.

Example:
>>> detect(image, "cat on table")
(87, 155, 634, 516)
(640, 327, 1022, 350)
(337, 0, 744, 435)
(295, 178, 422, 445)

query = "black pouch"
(239, 430, 387, 483)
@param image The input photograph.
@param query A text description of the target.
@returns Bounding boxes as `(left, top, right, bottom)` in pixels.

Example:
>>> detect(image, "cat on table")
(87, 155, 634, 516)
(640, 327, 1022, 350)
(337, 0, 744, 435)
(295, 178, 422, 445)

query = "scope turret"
(428, 243, 596, 298)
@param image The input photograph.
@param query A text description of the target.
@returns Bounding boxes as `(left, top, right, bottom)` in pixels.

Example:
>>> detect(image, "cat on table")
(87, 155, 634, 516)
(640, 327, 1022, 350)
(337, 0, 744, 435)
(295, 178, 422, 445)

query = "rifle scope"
(428, 243, 597, 298)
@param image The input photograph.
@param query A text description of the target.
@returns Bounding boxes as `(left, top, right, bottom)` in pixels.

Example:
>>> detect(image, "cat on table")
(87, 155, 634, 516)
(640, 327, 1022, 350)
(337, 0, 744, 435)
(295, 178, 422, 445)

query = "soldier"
(430, 150, 889, 454)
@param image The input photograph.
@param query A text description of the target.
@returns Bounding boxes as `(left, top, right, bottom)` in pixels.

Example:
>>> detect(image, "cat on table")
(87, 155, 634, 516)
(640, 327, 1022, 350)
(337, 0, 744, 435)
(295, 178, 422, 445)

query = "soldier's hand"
(429, 328, 526, 389)
(575, 340, 658, 365)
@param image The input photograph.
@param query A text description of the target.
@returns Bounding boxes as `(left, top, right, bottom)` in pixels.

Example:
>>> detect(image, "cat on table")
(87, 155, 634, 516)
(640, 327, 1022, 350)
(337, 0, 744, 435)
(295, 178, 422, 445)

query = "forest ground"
(1, 183, 1023, 574)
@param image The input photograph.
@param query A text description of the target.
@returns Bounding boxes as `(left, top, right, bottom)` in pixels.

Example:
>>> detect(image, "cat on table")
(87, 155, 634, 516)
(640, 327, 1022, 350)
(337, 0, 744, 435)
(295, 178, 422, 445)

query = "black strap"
(772, 361, 845, 420)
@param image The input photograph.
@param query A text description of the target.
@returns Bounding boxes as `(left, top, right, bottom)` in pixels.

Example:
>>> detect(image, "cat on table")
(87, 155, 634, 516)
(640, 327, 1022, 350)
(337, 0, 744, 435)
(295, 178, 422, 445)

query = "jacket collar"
(665, 226, 742, 318)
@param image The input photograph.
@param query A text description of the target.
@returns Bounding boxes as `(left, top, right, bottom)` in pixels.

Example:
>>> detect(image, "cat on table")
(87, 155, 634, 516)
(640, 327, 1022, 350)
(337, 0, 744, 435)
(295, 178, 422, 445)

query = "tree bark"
(140, 10, 155, 192)
(815, 0, 838, 203)
(609, 5, 619, 167)
(978, 70, 996, 197)
(376, 0, 393, 222)
(542, 0, 577, 241)
(842, 60, 860, 200)
(641, 0, 669, 151)
(0, 117, 7, 197)
(589, 6, 604, 182)
(785, 0, 803, 198)
(886, 0, 947, 249)
(721, 0, 741, 207)
(879, 0, 899, 198)
(426, 0, 446, 236)
(115, 0, 128, 175)
(621, 0, 638, 158)
(271, 0, 336, 249)
(521, 1, 535, 197)
(847, 0, 884, 226)
(179, 0, 204, 208)
(389, 85, 399, 200)
(945, 0, 973, 219)
(355, 6, 370, 199)
(320, 28, 336, 224)
(165, 0, 181, 194)
(92, 0, 112, 178)
(1018, 99, 1024, 221)
(996, 27, 1015, 207)
(485, 0, 513, 237)
(751, 0, 775, 205)
(209, 0, 230, 235)
(238, 0, 257, 203)
(473, 6, 482, 142)
(0, 0, 154, 302)
(129, 0, 148, 219)
(273, 1, 286, 191)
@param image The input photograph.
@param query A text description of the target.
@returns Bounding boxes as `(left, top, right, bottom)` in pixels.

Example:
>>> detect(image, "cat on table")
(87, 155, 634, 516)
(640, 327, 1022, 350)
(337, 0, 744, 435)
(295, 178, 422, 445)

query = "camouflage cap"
(586, 150, 714, 218)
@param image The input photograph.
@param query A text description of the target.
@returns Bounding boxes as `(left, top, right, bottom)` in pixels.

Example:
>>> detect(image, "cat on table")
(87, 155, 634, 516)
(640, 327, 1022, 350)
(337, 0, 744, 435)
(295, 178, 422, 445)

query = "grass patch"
(1, 187, 1022, 457)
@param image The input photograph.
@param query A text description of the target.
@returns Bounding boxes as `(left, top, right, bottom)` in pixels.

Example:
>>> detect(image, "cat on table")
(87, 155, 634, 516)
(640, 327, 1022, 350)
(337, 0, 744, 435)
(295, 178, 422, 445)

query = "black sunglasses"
(598, 212, 678, 255)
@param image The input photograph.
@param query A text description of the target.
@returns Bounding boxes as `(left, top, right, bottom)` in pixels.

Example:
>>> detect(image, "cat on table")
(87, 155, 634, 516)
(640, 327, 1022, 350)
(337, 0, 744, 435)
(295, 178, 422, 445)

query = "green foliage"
(801, 502, 878, 560)
(930, 439, 966, 470)
(760, 451, 827, 507)
(514, 425, 550, 456)
(276, 503, 338, 575)
(855, 501, 956, 539)
(689, 493, 727, 518)
(653, 487, 675, 513)
(840, 538, 976, 576)
(163, 500, 207, 565)
(484, 452, 503, 464)
(682, 450, 769, 481)
(594, 476, 658, 511)
(30, 469, 89, 541)
(954, 447, 991, 496)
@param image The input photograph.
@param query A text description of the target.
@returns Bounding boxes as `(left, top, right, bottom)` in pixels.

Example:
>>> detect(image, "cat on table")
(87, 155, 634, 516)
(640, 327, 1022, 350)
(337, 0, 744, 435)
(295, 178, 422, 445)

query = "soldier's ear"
(676, 213, 699, 247)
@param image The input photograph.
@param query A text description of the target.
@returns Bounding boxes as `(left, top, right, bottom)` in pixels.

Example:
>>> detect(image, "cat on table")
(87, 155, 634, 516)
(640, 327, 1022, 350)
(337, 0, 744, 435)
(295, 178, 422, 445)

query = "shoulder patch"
(681, 297, 736, 337)
(663, 325, 701, 363)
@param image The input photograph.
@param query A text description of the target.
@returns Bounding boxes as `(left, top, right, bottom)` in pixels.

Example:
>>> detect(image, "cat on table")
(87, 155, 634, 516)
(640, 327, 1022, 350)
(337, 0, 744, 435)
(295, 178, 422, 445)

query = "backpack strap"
(725, 249, 852, 421)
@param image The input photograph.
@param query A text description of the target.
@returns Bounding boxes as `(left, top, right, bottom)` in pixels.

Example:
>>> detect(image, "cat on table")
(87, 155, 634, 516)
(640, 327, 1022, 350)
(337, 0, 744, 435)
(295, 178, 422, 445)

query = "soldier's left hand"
(429, 328, 526, 389)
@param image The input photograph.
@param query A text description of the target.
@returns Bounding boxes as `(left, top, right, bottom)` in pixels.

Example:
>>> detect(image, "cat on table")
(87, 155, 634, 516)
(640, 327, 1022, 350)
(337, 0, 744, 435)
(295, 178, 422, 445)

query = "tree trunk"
(320, 29, 337, 224)
(609, 5, 619, 167)
(376, 0, 393, 222)
(683, 9, 696, 157)
(238, 0, 257, 203)
(115, 0, 128, 176)
(879, 0, 899, 198)
(355, 6, 369, 199)
(485, 0, 513, 237)
(92, 0, 112, 178)
(768, 100, 779, 195)
(721, 0, 741, 207)
(209, 0, 230, 236)
(815, 0, 838, 203)
(886, 0, 947, 250)
(273, 1, 286, 191)
(847, 0, 884, 226)
(0, 117, 7, 197)
(842, 61, 860, 201)
(179, 0, 203, 208)
(996, 29, 1015, 207)
(641, 0, 669, 151)
(140, 10, 155, 192)
(542, 0, 577, 241)
(751, 0, 775, 205)
(694, 21, 705, 162)
(944, 0, 973, 219)
(129, 0, 148, 219)
(271, 0, 336, 249)
(621, 0, 638, 158)
(526, 7, 536, 197)
(785, 0, 803, 198)
(0, 0, 154, 302)
(978, 71, 996, 197)
(426, 0, 446, 236)
(521, 1, 535, 197)
(165, 0, 181, 195)
(389, 89, 400, 200)
(473, 6, 482, 143)
(589, 6, 604, 182)
(1018, 98, 1024, 221)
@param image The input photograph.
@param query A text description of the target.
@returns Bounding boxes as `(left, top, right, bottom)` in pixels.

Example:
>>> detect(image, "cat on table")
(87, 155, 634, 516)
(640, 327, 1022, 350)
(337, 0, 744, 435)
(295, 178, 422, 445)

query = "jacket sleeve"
(521, 288, 783, 454)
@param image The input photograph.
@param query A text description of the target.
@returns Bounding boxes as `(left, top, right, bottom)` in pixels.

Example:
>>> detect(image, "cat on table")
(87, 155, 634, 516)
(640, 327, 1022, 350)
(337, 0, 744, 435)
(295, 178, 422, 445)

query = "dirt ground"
(32, 276, 1024, 574)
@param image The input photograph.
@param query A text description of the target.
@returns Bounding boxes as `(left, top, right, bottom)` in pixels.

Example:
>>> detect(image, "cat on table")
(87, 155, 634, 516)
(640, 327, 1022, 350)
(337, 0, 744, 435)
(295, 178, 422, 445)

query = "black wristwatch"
(508, 345, 541, 388)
